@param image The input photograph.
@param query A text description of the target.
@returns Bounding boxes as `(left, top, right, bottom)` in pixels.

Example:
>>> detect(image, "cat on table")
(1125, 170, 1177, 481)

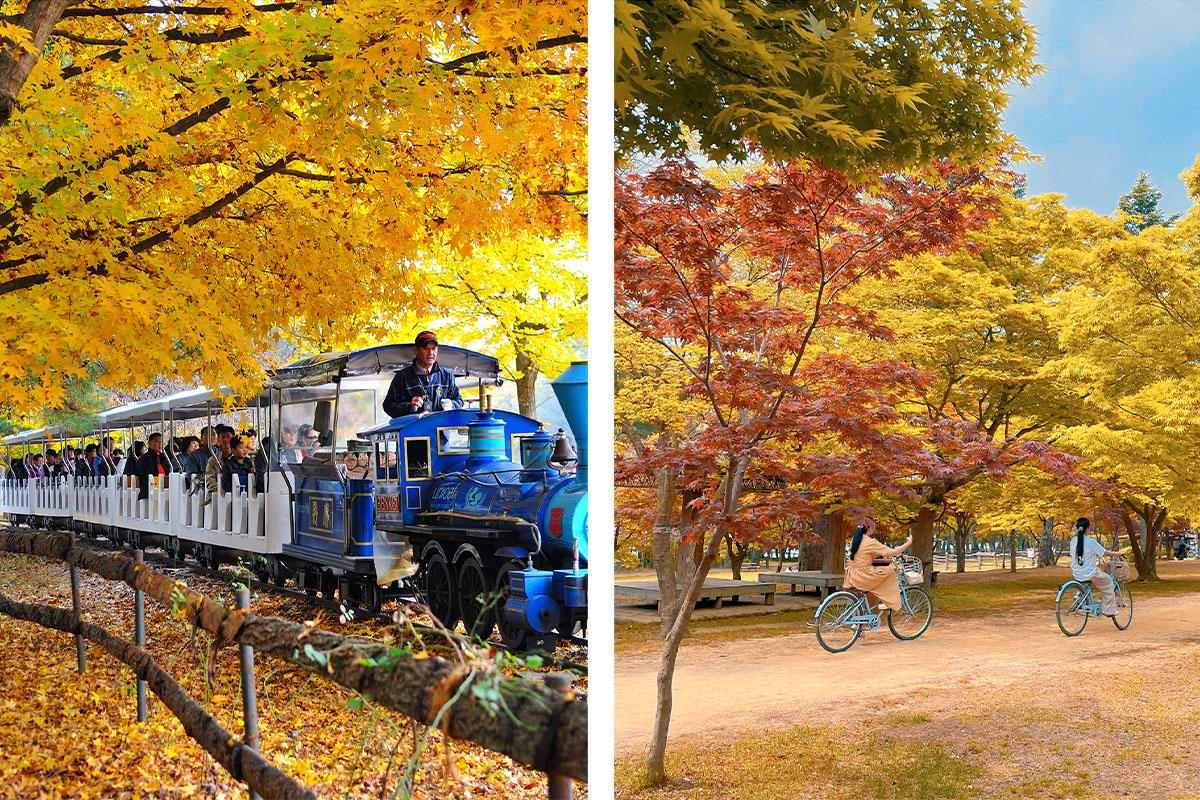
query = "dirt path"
(616, 591, 1200, 756)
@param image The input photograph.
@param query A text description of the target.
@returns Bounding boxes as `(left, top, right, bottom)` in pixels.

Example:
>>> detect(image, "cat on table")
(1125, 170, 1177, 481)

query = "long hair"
(849, 524, 868, 560)
(1074, 517, 1090, 565)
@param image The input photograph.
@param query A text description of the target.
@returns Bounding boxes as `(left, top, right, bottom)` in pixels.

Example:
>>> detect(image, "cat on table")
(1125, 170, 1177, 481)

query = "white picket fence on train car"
(0, 473, 292, 554)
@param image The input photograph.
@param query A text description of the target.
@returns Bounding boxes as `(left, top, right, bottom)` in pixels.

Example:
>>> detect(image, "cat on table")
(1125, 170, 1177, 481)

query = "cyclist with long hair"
(1071, 517, 1122, 618)
(844, 518, 913, 611)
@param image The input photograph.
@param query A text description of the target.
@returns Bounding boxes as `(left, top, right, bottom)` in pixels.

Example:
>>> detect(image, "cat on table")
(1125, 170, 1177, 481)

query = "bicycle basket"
(1107, 559, 1131, 580)
(896, 554, 924, 585)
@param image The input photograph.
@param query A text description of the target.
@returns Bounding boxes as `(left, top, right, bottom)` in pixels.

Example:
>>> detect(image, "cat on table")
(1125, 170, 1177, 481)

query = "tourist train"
(0, 345, 588, 651)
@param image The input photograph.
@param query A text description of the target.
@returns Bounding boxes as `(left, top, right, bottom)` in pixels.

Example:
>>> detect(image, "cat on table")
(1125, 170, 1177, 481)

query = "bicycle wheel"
(815, 591, 864, 654)
(888, 586, 933, 640)
(1056, 580, 1090, 637)
(1112, 581, 1133, 630)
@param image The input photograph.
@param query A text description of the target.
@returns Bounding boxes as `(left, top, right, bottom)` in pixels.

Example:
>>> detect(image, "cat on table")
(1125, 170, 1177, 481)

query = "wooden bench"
(615, 579, 776, 610)
(758, 571, 844, 598)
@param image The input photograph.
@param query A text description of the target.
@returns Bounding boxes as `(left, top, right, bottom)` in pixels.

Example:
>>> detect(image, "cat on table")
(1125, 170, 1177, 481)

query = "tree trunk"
(1009, 530, 1018, 573)
(0, 0, 73, 125)
(952, 511, 972, 573)
(911, 506, 937, 588)
(645, 461, 747, 785)
(1121, 501, 1167, 582)
(725, 533, 748, 580)
(645, 524, 727, 783)
(650, 468, 680, 638)
(819, 508, 847, 575)
(1038, 516, 1057, 567)
(513, 350, 539, 418)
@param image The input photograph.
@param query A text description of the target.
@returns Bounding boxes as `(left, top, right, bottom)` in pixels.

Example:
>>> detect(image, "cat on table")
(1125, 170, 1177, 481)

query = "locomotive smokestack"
(550, 361, 587, 490)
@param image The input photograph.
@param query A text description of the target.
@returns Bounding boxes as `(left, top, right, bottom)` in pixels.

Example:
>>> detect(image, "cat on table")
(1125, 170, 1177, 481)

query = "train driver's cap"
(415, 331, 438, 348)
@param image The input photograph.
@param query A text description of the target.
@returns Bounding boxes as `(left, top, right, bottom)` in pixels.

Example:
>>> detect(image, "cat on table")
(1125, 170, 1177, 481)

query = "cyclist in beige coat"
(844, 519, 913, 611)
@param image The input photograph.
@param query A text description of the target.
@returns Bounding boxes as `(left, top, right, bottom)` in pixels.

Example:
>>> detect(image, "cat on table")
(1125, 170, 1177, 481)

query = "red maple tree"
(616, 156, 1012, 781)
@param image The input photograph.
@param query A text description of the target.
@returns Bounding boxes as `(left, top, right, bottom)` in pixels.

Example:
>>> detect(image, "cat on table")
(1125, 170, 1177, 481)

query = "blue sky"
(1003, 0, 1200, 217)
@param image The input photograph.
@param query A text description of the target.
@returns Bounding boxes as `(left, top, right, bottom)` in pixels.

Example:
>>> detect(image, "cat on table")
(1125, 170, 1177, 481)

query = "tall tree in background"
(426, 235, 587, 417)
(616, 157, 1000, 785)
(1118, 171, 1180, 234)
(848, 195, 1118, 572)
(1054, 219, 1200, 580)
(615, 0, 1038, 168)
(0, 0, 586, 419)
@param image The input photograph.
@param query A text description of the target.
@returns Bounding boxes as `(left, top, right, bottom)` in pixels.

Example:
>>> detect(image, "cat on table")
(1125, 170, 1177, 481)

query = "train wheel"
(423, 551, 458, 629)
(457, 556, 497, 641)
(495, 561, 528, 651)
(363, 580, 384, 614)
(320, 570, 338, 601)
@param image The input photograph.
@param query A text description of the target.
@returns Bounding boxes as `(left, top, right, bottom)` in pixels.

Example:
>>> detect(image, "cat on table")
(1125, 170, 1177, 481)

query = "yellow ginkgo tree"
(1052, 194, 1200, 580)
(0, 0, 586, 419)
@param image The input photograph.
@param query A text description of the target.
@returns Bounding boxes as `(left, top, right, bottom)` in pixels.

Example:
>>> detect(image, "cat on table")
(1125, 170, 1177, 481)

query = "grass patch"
(1000, 774, 1090, 799)
(615, 726, 980, 800)
(887, 713, 932, 725)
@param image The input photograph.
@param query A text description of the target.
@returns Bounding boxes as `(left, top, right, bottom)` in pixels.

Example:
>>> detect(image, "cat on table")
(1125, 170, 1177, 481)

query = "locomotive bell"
(549, 429, 577, 465)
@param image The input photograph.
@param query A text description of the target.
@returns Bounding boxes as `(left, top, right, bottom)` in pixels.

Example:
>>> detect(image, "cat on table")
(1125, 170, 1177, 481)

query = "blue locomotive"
(269, 344, 588, 649)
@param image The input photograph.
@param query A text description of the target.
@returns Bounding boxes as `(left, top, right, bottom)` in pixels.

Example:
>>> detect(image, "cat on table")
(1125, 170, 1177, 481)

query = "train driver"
(382, 330, 464, 417)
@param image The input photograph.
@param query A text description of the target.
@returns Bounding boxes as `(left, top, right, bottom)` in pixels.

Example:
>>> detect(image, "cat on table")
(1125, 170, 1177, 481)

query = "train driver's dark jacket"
(135, 451, 173, 500)
(382, 362, 463, 418)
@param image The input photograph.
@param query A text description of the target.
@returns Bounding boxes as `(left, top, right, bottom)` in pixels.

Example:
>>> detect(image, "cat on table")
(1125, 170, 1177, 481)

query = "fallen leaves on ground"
(0, 551, 587, 800)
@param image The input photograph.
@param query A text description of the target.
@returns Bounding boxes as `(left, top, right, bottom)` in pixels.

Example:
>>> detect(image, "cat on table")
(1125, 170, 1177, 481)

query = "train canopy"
(270, 344, 501, 389)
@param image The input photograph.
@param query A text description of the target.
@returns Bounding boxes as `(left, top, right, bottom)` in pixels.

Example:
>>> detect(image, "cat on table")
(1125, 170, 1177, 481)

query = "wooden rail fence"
(0, 529, 587, 798)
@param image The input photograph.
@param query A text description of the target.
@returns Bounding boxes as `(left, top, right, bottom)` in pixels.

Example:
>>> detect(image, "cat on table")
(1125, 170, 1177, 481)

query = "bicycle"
(1054, 557, 1133, 636)
(814, 554, 934, 653)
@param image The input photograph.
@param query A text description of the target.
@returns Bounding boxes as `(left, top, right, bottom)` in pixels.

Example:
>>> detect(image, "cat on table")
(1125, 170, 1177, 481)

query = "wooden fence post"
(69, 560, 86, 674)
(545, 673, 574, 800)
(237, 587, 261, 800)
(135, 549, 146, 723)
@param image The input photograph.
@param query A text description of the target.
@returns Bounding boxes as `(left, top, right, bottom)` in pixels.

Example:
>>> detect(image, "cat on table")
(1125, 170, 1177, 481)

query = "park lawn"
(615, 724, 979, 800)
(616, 560, 1200, 655)
(616, 644, 1200, 800)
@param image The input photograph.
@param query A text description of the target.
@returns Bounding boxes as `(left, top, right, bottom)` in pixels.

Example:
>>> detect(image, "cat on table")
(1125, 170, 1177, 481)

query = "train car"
(0, 344, 587, 651)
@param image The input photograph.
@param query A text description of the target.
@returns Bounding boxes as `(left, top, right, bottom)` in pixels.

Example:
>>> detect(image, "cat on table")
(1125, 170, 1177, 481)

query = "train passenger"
(844, 518, 914, 611)
(99, 436, 115, 472)
(27, 453, 48, 480)
(135, 433, 174, 501)
(78, 445, 97, 477)
(180, 436, 200, 458)
(273, 426, 303, 466)
(221, 436, 264, 494)
(299, 424, 322, 457)
(95, 437, 118, 477)
(382, 330, 464, 417)
(186, 426, 216, 474)
(203, 425, 235, 500)
(11, 455, 29, 480)
(47, 449, 70, 479)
